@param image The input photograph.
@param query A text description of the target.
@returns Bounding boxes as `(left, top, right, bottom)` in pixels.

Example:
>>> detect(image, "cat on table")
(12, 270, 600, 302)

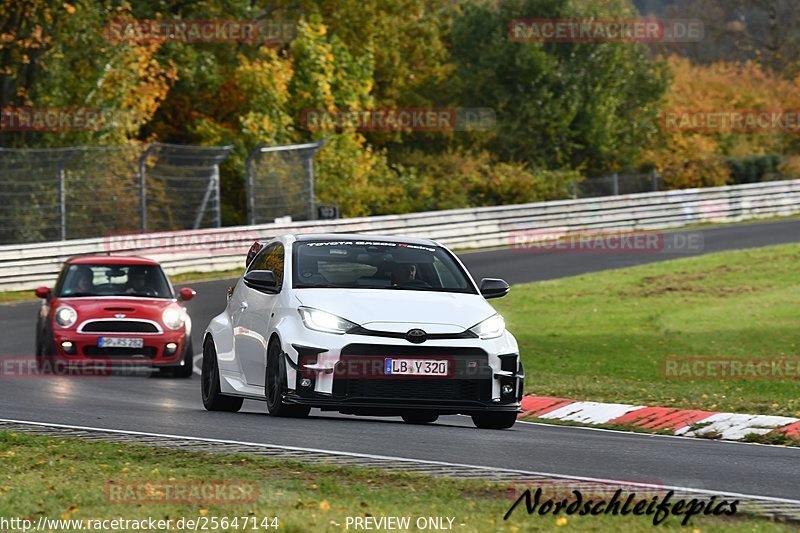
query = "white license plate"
(98, 337, 144, 349)
(384, 358, 448, 376)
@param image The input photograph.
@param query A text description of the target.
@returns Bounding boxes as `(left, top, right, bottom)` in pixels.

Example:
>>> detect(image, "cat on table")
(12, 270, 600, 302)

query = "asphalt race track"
(1, 219, 799, 501)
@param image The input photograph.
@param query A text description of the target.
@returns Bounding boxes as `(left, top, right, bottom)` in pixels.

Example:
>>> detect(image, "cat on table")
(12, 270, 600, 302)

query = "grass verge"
(495, 243, 800, 417)
(0, 431, 791, 532)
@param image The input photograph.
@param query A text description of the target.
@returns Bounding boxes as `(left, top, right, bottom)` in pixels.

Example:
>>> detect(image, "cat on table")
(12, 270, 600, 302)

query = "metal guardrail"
(1, 179, 799, 291)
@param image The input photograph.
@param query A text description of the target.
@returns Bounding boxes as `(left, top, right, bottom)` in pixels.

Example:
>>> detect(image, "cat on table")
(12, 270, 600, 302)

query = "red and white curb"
(520, 396, 800, 442)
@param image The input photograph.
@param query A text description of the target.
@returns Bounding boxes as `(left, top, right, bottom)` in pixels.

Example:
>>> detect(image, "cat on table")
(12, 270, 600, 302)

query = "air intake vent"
(81, 321, 159, 333)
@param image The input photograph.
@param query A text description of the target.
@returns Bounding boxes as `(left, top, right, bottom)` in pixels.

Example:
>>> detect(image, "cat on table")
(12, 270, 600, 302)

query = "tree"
(445, 0, 669, 174)
(641, 55, 800, 188)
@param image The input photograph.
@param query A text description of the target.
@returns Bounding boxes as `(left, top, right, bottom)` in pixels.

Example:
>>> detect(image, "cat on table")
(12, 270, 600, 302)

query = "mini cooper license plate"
(98, 337, 144, 349)
(384, 358, 448, 376)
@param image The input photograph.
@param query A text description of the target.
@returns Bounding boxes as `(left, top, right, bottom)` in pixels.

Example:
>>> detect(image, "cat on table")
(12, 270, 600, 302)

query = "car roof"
(67, 255, 161, 266)
(291, 233, 439, 246)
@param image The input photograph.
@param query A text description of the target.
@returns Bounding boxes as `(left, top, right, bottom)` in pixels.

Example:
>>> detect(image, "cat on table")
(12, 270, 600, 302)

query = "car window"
(293, 240, 476, 294)
(317, 261, 377, 284)
(248, 242, 285, 289)
(58, 264, 172, 298)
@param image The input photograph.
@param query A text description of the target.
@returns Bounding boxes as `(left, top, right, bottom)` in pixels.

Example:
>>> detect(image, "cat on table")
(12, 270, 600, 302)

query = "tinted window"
(58, 264, 172, 299)
(248, 242, 285, 289)
(293, 240, 475, 294)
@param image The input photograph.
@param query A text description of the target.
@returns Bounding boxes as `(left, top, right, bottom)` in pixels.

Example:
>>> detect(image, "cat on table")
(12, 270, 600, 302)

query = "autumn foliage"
(1, 0, 798, 223)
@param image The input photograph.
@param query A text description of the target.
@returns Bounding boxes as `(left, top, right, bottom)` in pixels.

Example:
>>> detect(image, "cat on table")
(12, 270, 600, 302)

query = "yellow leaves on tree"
(644, 56, 800, 189)
(98, 44, 177, 141)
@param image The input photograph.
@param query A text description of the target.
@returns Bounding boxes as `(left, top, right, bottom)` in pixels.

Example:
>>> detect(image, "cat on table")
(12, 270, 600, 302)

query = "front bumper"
(51, 329, 187, 367)
(277, 327, 524, 415)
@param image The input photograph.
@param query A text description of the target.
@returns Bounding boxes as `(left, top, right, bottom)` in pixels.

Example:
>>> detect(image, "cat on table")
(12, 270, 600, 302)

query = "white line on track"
(1, 417, 798, 506)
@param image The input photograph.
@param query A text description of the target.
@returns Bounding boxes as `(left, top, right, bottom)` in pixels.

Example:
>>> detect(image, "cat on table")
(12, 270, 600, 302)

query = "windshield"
(292, 240, 476, 294)
(58, 264, 173, 299)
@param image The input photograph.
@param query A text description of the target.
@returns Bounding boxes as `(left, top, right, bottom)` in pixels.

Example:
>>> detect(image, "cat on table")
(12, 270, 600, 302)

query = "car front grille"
(82, 346, 158, 359)
(341, 379, 486, 402)
(81, 320, 160, 334)
(333, 344, 491, 402)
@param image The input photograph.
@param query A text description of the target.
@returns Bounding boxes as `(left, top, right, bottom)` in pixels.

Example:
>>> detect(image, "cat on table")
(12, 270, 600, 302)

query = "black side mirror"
(479, 278, 509, 299)
(243, 270, 279, 293)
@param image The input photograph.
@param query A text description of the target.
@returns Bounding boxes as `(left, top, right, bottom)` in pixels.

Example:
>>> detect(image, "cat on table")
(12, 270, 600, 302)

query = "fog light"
(501, 384, 514, 395)
(300, 378, 312, 387)
(165, 342, 178, 354)
(60, 341, 74, 354)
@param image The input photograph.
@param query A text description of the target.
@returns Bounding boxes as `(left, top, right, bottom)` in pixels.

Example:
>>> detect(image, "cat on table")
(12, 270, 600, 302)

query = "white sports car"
(201, 234, 524, 429)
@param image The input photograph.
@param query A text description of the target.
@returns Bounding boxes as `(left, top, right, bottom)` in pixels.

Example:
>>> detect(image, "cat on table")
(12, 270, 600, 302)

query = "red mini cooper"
(34, 256, 196, 377)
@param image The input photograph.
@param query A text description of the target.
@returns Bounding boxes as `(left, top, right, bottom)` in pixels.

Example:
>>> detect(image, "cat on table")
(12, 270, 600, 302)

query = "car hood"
(292, 289, 496, 333)
(56, 296, 178, 321)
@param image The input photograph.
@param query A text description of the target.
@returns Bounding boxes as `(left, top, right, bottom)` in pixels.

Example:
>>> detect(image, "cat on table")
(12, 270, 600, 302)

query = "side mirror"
(243, 270, 279, 293)
(35, 286, 51, 299)
(479, 278, 509, 299)
(178, 287, 196, 301)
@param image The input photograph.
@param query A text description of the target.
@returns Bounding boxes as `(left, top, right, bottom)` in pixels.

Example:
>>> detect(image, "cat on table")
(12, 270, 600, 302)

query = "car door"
(233, 242, 285, 387)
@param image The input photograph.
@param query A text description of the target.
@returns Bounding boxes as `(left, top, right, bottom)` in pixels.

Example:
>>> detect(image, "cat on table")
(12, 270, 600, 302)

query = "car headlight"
(54, 305, 77, 328)
(298, 307, 357, 334)
(469, 314, 505, 339)
(162, 306, 185, 330)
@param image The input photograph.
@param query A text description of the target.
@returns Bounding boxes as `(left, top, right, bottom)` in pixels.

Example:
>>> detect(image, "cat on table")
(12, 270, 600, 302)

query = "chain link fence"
(0, 143, 231, 245)
(575, 171, 661, 198)
(245, 140, 325, 224)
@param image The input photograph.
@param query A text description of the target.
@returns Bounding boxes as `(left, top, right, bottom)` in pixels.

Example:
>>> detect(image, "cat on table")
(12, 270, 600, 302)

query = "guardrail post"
(213, 164, 222, 228)
(651, 169, 660, 191)
(245, 143, 265, 226)
(58, 167, 66, 241)
(304, 152, 316, 221)
(56, 149, 77, 241)
(304, 139, 325, 221)
(612, 173, 619, 196)
(137, 145, 156, 233)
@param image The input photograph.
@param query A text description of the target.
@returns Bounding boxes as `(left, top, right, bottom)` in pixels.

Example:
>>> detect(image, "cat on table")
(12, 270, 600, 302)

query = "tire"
(265, 338, 310, 418)
(164, 338, 194, 379)
(401, 413, 439, 425)
(471, 411, 518, 430)
(35, 336, 54, 374)
(201, 338, 243, 412)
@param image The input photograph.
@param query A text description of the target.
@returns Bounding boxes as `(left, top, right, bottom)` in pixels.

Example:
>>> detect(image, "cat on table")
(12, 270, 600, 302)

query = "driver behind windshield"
(391, 263, 416, 286)
(68, 267, 94, 295)
(126, 268, 157, 296)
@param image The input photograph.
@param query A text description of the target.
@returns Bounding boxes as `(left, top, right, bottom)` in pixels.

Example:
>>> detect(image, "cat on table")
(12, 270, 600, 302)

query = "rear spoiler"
(245, 241, 265, 268)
